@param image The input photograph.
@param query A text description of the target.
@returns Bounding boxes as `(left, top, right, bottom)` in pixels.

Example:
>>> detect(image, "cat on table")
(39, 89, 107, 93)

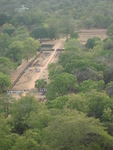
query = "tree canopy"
(1, 0, 113, 149)
(0, 72, 11, 93)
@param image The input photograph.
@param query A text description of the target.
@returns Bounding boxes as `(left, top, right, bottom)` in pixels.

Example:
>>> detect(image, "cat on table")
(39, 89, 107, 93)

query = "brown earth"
(10, 38, 65, 99)
(78, 29, 107, 44)
(10, 29, 107, 99)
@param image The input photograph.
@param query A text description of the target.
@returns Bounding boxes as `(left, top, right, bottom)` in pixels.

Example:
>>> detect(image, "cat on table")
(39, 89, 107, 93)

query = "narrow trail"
(28, 38, 66, 89)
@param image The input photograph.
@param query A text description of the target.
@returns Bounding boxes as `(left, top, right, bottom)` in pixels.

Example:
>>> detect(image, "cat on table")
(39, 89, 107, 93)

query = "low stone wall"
(11, 51, 42, 89)
(56, 48, 65, 51)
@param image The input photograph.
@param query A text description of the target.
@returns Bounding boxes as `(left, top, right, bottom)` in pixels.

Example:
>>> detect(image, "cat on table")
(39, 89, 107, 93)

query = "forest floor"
(10, 29, 107, 100)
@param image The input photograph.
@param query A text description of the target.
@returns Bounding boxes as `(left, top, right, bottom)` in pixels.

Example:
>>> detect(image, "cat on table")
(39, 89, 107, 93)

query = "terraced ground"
(10, 38, 65, 99)
(10, 29, 107, 99)
(78, 29, 107, 44)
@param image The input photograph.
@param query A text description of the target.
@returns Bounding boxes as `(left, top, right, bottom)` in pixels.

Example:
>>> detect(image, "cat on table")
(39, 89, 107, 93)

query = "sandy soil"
(78, 29, 107, 44)
(10, 29, 107, 99)
(28, 38, 66, 89)
(10, 58, 34, 84)
(10, 38, 65, 99)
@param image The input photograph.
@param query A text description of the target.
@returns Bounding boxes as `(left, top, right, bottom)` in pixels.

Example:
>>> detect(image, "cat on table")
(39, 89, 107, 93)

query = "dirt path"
(11, 29, 107, 90)
(29, 38, 66, 89)
(10, 29, 107, 99)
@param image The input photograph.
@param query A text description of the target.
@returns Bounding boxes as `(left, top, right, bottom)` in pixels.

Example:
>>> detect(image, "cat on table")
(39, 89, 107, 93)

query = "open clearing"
(10, 38, 65, 99)
(78, 29, 107, 44)
(10, 29, 107, 99)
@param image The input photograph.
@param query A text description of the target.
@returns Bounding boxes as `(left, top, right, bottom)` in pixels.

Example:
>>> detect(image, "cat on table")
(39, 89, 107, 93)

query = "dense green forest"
(1, 0, 113, 149)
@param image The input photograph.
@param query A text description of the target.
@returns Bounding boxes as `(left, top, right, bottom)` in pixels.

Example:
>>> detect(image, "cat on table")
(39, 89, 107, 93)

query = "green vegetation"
(1, 94, 113, 149)
(46, 72, 79, 100)
(35, 79, 47, 90)
(1, 0, 113, 149)
(0, 27, 40, 66)
(0, 72, 11, 93)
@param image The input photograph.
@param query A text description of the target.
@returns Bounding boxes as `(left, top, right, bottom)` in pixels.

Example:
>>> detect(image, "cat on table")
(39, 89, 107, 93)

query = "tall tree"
(0, 57, 13, 75)
(11, 95, 39, 135)
(12, 131, 40, 150)
(85, 91, 113, 120)
(23, 37, 40, 61)
(2, 23, 15, 36)
(35, 79, 47, 91)
(0, 72, 11, 93)
(64, 38, 80, 51)
(0, 33, 12, 56)
(0, 94, 13, 118)
(6, 41, 23, 63)
(0, 13, 10, 26)
(42, 111, 113, 150)
(48, 63, 64, 80)
(0, 115, 13, 150)
(30, 27, 48, 39)
(46, 72, 79, 100)
(14, 26, 29, 41)
(85, 37, 101, 49)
